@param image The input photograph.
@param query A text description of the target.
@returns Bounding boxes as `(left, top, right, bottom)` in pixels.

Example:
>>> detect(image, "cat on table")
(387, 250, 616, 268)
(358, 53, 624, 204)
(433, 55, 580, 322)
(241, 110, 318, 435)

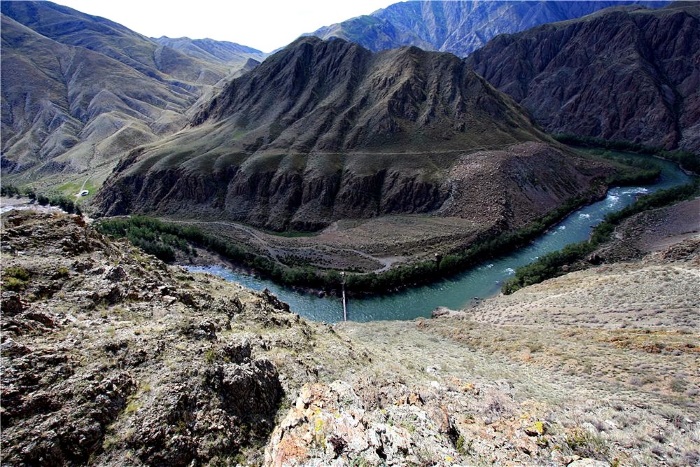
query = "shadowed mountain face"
(311, 0, 667, 57)
(95, 37, 612, 232)
(466, 3, 700, 153)
(0, 1, 264, 186)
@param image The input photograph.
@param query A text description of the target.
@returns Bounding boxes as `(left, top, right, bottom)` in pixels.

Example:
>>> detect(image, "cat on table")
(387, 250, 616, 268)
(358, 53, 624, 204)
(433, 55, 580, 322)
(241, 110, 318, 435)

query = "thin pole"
(341, 271, 347, 322)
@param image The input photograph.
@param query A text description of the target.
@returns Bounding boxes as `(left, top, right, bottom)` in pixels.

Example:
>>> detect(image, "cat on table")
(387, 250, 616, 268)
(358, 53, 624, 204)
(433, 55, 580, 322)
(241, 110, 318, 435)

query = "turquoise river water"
(188, 154, 692, 322)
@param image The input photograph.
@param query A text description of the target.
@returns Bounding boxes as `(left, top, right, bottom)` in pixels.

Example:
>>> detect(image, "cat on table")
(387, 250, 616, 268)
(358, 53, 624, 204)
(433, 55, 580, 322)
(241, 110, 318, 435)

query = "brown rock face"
(466, 4, 700, 153)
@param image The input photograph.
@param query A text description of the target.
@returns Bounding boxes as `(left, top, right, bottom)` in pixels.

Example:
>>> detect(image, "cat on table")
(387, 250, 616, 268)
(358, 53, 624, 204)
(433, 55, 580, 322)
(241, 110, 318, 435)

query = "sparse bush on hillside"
(1, 184, 21, 197)
(1, 183, 81, 214)
(49, 195, 81, 215)
(564, 428, 611, 462)
(2, 266, 30, 291)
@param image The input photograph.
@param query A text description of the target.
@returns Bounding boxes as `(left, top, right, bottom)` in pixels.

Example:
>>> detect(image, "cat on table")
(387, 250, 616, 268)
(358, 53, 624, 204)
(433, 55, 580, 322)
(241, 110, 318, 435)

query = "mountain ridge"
(0, 1, 265, 190)
(94, 37, 612, 238)
(465, 2, 700, 153)
(311, 0, 669, 57)
(190, 37, 547, 154)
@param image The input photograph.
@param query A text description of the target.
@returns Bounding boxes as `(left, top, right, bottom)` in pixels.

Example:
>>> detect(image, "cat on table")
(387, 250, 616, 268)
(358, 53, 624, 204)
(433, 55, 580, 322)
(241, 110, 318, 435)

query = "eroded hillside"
(94, 37, 614, 251)
(466, 3, 700, 153)
(0, 1, 264, 191)
(2, 203, 698, 466)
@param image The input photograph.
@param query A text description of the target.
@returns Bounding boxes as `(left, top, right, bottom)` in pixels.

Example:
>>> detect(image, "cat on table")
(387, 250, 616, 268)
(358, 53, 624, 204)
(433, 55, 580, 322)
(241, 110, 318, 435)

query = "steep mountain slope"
(466, 3, 700, 153)
(311, 0, 667, 57)
(1, 1, 263, 86)
(95, 37, 612, 235)
(0, 1, 264, 189)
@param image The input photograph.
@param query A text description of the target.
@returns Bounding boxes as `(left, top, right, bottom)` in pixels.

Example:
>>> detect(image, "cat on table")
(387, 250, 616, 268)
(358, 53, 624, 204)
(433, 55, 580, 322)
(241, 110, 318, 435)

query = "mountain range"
(94, 36, 612, 234)
(311, 0, 668, 57)
(1, 1, 265, 188)
(2, 0, 696, 236)
(466, 2, 700, 153)
(1, 3, 698, 466)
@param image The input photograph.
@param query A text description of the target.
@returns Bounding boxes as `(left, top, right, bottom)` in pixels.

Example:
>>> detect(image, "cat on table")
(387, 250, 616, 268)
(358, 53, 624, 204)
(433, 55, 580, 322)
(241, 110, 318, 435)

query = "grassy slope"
(1, 1, 265, 192)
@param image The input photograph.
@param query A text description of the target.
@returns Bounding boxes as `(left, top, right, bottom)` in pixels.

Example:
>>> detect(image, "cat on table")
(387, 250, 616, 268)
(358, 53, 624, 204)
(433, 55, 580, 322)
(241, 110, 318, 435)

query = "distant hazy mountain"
(466, 3, 700, 153)
(1, 1, 264, 188)
(95, 37, 612, 234)
(312, 0, 668, 57)
(152, 36, 263, 65)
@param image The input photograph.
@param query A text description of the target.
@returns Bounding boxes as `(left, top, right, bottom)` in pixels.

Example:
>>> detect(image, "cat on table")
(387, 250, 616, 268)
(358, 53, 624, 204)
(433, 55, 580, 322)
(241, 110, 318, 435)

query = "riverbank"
(503, 180, 700, 294)
(95, 147, 666, 295)
(597, 197, 700, 262)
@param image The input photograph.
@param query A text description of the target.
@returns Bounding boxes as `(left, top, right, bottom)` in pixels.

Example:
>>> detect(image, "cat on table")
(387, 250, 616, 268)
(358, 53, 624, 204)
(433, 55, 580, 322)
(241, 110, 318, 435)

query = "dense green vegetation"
(554, 134, 700, 175)
(96, 217, 344, 290)
(1, 183, 82, 215)
(597, 153, 661, 186)
(2, 266, 30, 291)
(501, 179, 700, 294)
(96, 217, 194, 263)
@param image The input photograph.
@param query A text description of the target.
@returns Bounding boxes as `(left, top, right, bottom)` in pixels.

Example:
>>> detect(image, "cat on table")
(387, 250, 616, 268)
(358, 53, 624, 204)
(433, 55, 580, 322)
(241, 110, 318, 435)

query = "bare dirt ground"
(164, 214, 489, 273)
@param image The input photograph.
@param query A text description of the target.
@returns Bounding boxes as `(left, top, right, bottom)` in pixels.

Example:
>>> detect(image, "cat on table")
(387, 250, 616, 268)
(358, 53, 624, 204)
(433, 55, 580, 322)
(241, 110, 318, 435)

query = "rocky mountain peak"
(311, 0, 670, 57)
(190, 36, 544, 155)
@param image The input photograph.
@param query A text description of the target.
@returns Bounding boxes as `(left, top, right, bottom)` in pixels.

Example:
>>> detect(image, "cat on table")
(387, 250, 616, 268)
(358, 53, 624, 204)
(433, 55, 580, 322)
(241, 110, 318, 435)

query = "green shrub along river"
(96, 151, 694, 322)
(95, 151, 662, 294)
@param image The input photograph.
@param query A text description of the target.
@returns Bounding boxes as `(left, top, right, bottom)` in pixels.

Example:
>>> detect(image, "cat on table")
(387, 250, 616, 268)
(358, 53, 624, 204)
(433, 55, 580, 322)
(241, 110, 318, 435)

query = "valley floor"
(162, 213, 487, 274)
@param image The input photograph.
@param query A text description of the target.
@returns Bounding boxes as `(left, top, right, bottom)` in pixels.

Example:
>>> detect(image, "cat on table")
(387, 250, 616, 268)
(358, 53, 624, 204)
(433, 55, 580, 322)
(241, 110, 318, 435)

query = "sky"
(51, 0, 398, 53)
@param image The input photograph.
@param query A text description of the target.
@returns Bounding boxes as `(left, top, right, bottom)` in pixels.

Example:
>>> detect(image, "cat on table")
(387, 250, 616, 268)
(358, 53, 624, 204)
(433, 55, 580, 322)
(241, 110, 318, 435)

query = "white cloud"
(52, 0, 398, 52)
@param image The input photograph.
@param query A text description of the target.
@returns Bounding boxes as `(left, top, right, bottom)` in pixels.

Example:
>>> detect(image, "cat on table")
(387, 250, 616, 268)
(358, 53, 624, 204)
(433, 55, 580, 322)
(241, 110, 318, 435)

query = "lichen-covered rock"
(265, 380, 465, 466)
(0, 210, 291, 465)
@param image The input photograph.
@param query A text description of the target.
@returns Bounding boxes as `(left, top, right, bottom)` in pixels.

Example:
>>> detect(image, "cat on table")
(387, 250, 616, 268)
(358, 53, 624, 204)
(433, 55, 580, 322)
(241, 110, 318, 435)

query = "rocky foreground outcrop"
(2, 208, 698, 466)
(0, 210, 289, 465)
(466, 3, 700, 153)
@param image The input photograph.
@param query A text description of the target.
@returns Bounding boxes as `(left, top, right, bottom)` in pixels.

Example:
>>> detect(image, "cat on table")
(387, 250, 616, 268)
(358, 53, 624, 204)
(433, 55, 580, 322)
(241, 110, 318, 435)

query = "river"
(188, 154, 692, 322)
